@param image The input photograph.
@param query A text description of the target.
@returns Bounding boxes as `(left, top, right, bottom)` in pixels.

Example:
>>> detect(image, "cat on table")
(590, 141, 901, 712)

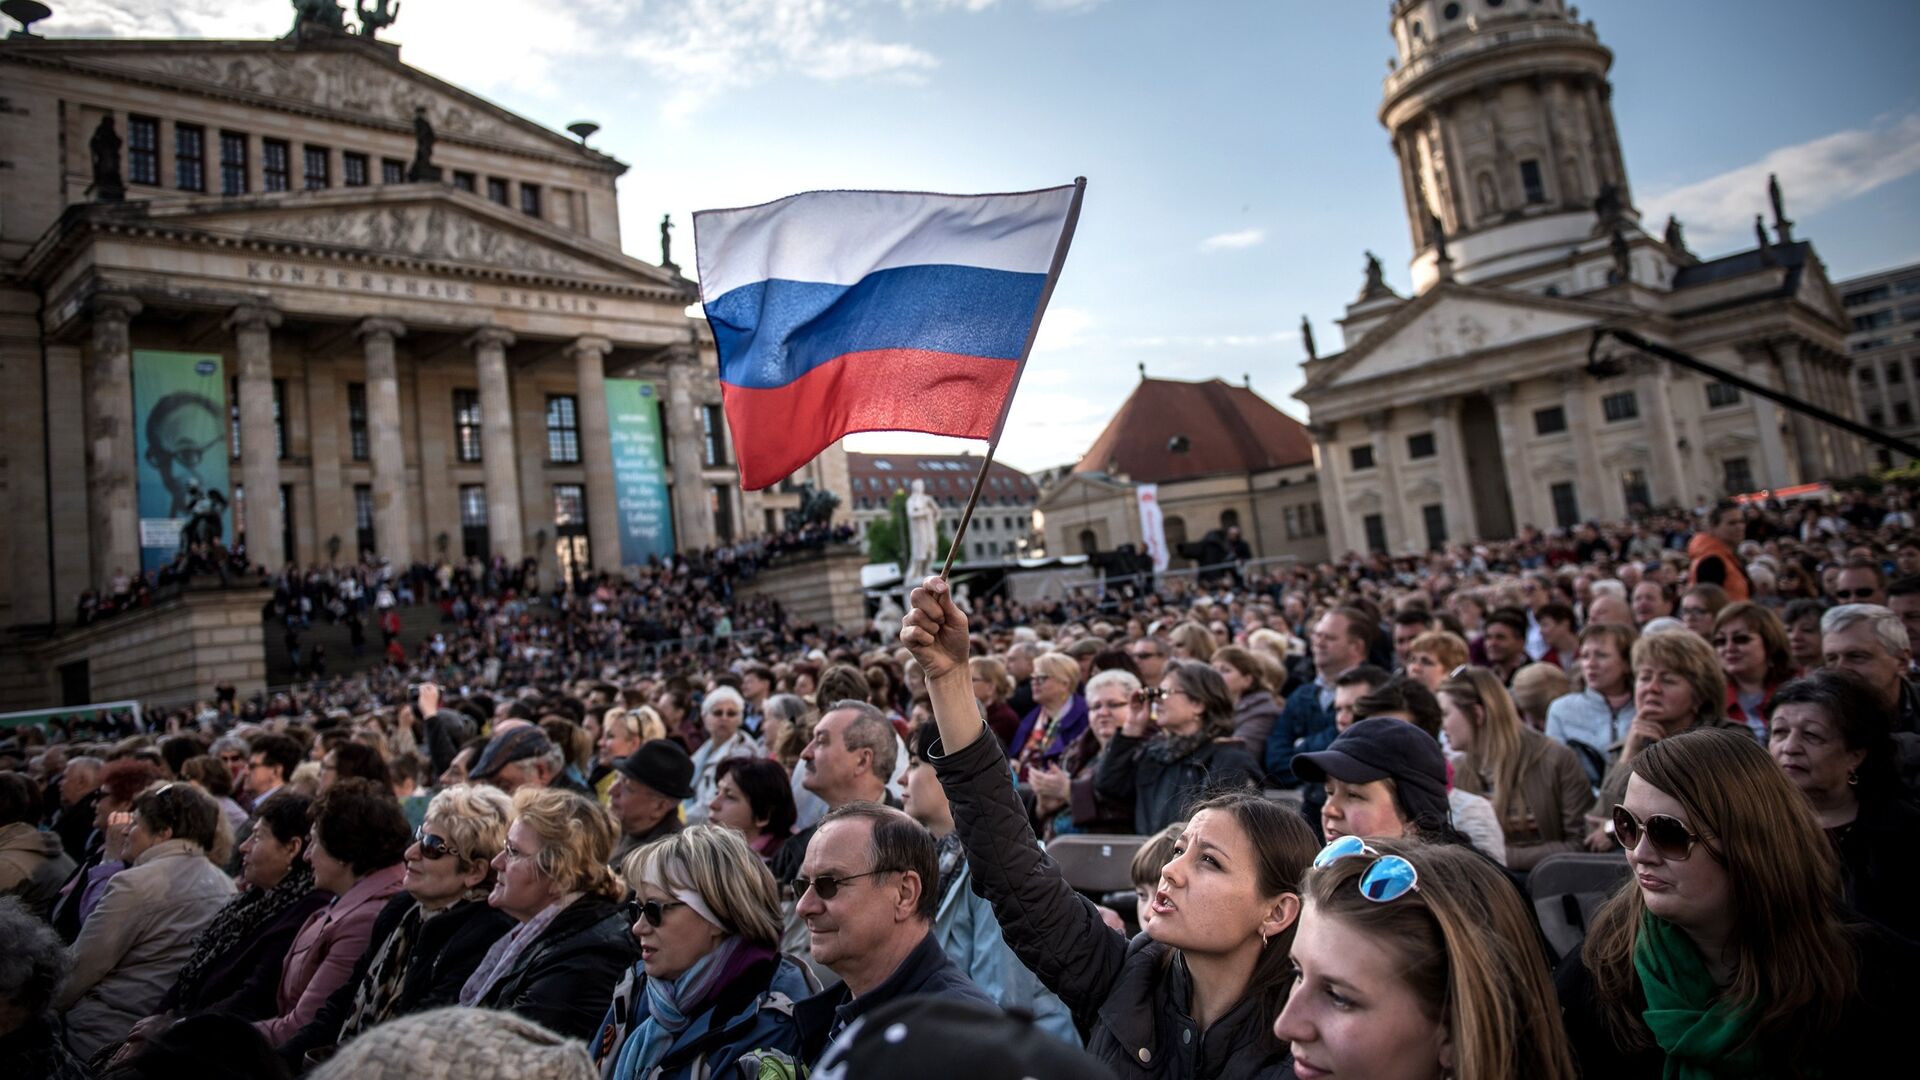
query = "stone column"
(1740, 344, 1791, 488)
(1366, 411, 1406, 554)
(227, 304, 284, 569)
(665, 347, 714, 552)
(1309, 423, 1351, 557)
(1489, 382, 1539, 534)
(468, 326, 524, 561)
(1635, 361, 1689, 507)
(568, 336, 623, 569)
(85, 294, 142, 589)
(1425, 397, 1475, 543)
(1559, 372, 1604, 523)
(1777, 346, 1820, 482)
(356, 318, 412, 562)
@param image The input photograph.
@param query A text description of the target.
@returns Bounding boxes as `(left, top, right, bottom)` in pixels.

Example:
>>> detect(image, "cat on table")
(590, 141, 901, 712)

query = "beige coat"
(1455, 726, 1593, 871)
(55, 838, 236, 1061)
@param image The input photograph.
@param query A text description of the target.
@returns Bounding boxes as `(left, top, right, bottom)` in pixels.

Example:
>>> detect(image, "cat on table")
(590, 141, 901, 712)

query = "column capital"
(662, 340, 700, 368)
(567, 335, 614, 360)
(224, 303, 283, 333)
(1423, 396, 1458, 419)
(88, 293, 142, 323)
(356, 317, 407, 342)
(1488, 381, 1518, 404)
(1364, 409, 1393, 433)
(466, 325, 517, 351)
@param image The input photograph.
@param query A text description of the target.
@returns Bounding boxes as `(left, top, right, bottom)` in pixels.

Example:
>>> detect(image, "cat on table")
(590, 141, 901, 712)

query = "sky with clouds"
(38, 0, 1920, 474)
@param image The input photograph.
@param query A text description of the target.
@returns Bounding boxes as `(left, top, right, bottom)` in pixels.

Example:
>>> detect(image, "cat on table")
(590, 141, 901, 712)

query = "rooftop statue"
(357, 0, 400, 38)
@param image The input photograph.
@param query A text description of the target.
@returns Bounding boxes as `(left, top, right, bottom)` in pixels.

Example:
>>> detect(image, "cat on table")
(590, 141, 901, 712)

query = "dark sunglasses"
(413, 826, 455, 861)
(624, 897, 688, 927)
(793, 868, 892, 901)
(1831, 589, 1878, 601)
(1613, 805, 1718, 862)
(1709, 632, 1755, 648)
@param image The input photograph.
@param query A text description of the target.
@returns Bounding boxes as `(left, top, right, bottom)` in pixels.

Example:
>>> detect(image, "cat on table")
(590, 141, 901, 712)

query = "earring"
(1847, 770, 1859, 786)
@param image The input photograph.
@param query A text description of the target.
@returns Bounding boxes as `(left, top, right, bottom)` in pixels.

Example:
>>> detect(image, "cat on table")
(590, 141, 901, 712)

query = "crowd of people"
(4, 486, 1918, 1078)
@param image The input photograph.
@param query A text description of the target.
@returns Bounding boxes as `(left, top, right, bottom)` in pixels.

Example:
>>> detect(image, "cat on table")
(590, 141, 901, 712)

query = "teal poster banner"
(605, 378, 675, 565)
(132, 350, 231, 573)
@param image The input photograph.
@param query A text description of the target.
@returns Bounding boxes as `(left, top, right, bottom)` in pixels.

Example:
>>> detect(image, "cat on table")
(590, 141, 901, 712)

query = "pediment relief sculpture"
(1600, 445, 1650, 469)
(236, 205, 590, 276)
(1346, 490, 1385, 512)
(1405, 477, 1445, 500)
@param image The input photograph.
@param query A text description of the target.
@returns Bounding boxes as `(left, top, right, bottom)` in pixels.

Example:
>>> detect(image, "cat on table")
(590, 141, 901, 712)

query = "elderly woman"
(1211, 645, 1282, 759)
(683, 688, 760, 826)
(755, 694, 809, 774)
(1766, 670, 1920, 942)
(1096, 659, 1263, 833)
(1008, 652, 1088, 782)
(591, 826, 817, 1079)
(706, 757, 797, 863)
(1712, 601, 1794, 740)
(49, 757, 162, 942)
(123, 792, 325, 1048)
(968, 656, 1022, 750)
(57, 781, 236, 1061)
(1583, 630, 1742, 851)
(1029, 667, 1137, 838)
(254, 778, 410, 1047)
(1402, 629, 1468, 693)
(460, 788, 635, 1038)
(273, 784, 518, 1067)
(0, 896, 88, 1080)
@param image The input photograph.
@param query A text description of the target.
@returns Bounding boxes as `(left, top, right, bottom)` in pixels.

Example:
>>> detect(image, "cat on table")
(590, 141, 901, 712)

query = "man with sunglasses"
(1829, 558, 1887, 607)
(790, 802, 995, 1064)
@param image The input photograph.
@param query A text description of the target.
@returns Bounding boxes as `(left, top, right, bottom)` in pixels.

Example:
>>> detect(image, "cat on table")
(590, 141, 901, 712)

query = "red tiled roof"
(1073, 377, 1314, 484)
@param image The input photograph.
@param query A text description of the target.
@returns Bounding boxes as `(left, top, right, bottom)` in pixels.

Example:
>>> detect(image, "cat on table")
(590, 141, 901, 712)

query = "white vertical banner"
(1137, 483, 1169, 573)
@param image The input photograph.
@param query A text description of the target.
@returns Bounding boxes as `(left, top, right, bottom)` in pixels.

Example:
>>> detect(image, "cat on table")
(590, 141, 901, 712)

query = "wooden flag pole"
(937, 177, 1086, 580)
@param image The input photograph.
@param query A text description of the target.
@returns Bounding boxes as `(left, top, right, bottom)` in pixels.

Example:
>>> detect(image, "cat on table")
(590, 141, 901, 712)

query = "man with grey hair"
(53, 756, 104, 863)
(0, 895, 87, 1079)
(1821, 604, 1919, 735)
(772, 701, 899, 885)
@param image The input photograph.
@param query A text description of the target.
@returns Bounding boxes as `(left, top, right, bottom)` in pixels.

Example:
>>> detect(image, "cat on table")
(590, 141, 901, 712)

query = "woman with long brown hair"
(1557, 727, 1910, 1077)
(1437, 668, 1591, 871)
(1278, 837, 1576, 1080)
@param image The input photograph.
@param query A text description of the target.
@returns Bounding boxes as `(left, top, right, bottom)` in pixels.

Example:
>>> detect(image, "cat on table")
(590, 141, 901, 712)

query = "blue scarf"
(612, 935, 745, 1080)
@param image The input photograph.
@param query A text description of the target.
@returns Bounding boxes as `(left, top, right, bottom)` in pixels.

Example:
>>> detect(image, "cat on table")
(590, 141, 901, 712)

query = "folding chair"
(1528, 851, 1632, 965)
(1046, 834, 1150, 896)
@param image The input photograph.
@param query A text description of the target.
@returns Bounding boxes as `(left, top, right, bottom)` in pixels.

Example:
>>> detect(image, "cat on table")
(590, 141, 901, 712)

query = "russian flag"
(694, 183, 1082, 490)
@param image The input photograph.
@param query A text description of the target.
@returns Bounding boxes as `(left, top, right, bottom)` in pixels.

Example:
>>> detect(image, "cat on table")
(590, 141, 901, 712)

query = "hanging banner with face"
(604, 378, 676, 565)
(133, 351, 232, 572)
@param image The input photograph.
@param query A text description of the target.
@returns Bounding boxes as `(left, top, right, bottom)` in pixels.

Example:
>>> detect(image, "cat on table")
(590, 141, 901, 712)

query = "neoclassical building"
(1297, 0, 1864, 556)
(0, 17, 847, 632)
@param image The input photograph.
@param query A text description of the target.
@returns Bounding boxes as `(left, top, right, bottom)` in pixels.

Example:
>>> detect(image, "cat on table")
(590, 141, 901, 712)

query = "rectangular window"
(453, 389, 483, 463)
(1845, 285, 1891, 306)
(1550, 481, 1579, 528)
(554, 484, 586, 528)
(1853, 310, 1895, 332)
(1422, 504, 1447, 551)
(1868, 408, 1886, 429)
(229, 376, 241, 459)
(262, 138, 290, 191)
(453, 171, 477, 193)
(1348, 444, 1375, 471)
(303, 144, 330, 189)
(1722, 457, 1754, 494)
(702, 404, 729, 467)
(546, 395, 580, 463)
(1621, 468, 1651, 513)
(1406, 432, 1436, 459)
(711, 485, 736, 543)
(219, 130, 248, 195)
(1363, 513, 1387, 555)
(1602, 391, 1639, 422)
(486, 177, 510, 205)
(128, 115, 160, 185)
(520, 183, 542, 217)
(1897, 401, 1916, 427)
(1534, 405, 1567, 435)
(347, 382, 369, 461)
(1519, 159, 1547, 204)
(354, 484, 376, 555)
(280, 484, 295, 564)
(1887, 360, 1906, 384)
(381, 158, 406, 184)
(175, 123, 206, 191)
(342, 151, 369, 187)
(459, 485, 490, 559)
(1284, 506, 1299, 540)
(1860, 365, 1878, 383)
(1705, 381, 1741, 408)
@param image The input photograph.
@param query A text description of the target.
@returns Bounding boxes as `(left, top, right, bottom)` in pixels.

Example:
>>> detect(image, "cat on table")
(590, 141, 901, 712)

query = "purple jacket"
(1009, 696, 1089, 777)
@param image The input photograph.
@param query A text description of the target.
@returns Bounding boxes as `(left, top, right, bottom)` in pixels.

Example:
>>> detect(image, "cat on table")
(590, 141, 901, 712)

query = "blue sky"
(52, 0, 1920, 473)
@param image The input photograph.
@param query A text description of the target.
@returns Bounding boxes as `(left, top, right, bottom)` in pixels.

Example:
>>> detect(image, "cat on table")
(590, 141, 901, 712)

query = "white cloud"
(1199, 228, 1266, 252)
(1033, 305, 1094, 352)
(1642, 114, 1920, 248)
(1116, 329, 1297, 350)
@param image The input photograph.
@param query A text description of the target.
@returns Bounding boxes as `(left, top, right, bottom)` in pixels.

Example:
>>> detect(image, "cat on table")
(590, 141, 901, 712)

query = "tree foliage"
(865, 490, 951, 566)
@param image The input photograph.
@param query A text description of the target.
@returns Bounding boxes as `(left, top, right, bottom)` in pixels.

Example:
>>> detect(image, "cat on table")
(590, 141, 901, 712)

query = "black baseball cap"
(1292, 717, 1450, 821)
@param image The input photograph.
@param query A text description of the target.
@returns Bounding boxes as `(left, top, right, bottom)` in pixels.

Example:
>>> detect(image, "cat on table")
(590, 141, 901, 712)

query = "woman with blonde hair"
(1509, 661, 1571, 731)
(1168, 620, 1217, 663)
(967, 655, 1021, 749)
(1558, 728, 1907, 1077)
(1007, 651, 1087, 781)
(1438, 668, 1591, 871)
(1278, 837, 1576, 1080)
(591, 825, 817, 1079)
(460, 788, 636, 1038)
(1401, 629, 1468, 692)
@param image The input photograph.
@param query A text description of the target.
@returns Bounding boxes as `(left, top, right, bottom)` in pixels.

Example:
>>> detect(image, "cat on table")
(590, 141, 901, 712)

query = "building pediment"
(10, 37, 620, 170)
(1301, 283, 1632, 397)
(110, 186, 685, 292)
(1039, 471, 1132, 511)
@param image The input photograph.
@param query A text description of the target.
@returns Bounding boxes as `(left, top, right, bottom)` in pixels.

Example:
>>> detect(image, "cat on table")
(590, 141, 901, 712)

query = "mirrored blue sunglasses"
(1313, 835, 1420, 903)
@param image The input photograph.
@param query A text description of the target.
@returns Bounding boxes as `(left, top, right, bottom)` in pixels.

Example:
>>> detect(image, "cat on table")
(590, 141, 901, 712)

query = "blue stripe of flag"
(704, 263, 1047, 391)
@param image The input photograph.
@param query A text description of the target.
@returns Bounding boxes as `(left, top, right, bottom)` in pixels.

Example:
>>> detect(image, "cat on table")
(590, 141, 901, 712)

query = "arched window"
(1078, 528, 1098, 555)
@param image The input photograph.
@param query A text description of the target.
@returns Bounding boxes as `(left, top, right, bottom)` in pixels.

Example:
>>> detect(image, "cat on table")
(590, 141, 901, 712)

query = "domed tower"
(1383, 0, 1631, 291)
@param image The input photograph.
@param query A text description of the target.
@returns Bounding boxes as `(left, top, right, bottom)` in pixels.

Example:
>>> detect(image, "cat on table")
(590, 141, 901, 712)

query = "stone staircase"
(262, 602, 456, 684)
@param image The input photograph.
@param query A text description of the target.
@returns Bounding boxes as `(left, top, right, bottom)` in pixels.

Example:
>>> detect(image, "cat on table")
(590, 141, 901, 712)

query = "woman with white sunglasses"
(1277, 836, 1575, 1080)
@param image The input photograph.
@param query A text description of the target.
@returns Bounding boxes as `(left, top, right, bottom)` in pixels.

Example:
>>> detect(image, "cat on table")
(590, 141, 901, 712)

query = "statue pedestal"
(406, 165, 444, 183)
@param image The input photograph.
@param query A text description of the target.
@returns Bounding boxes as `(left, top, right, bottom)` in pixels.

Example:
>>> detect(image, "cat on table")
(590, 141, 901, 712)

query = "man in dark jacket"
(791, 803, 995, 1063)
(1263, 608, 1372, 783)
